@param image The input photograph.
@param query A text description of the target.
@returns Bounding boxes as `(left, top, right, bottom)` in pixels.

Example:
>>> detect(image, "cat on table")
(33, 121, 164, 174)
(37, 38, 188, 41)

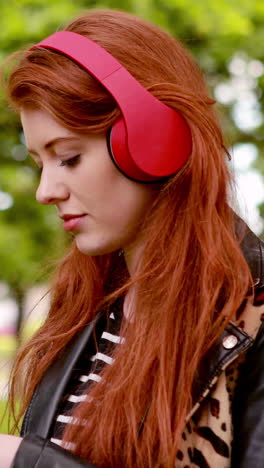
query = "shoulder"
(231, 320, 264, 467)
(239, 219, 264, 294)
(231, 220, 264, 468)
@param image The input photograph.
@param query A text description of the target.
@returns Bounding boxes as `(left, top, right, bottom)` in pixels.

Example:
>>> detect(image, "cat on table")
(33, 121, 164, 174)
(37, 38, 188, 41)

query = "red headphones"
(31, 31, 192, 182)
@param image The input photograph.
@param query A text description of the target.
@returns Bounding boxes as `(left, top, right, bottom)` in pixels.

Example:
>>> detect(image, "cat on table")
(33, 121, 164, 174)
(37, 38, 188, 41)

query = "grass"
(0, 336, 17, 355)
(0, 399, 10, 434)
(0, 400, 20, 435)
(0, 323, 42, 435)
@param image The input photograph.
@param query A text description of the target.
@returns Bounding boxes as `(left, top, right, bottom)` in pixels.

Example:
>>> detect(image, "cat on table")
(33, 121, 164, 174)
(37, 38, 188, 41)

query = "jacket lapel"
(189, 222, 264, 417)
(189, 322, 253, 420)
(21, 314, 103, 438)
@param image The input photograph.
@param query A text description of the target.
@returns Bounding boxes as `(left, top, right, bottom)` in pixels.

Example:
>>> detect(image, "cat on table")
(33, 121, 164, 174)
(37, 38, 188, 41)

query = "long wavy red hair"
(6, 9, 252, 467)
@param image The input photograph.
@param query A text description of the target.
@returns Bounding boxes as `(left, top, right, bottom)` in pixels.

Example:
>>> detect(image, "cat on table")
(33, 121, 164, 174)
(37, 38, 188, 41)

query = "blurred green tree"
(0, 0, 263, 337)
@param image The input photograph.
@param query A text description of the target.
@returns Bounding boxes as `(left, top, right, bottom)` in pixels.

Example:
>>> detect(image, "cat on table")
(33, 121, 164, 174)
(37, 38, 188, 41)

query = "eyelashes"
(59, 154, 81, 167)
(35, 154, 81, 174)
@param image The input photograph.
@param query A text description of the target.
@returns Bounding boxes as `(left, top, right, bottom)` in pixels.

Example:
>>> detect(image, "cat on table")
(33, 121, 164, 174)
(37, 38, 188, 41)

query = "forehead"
(20, 108, 80, 153)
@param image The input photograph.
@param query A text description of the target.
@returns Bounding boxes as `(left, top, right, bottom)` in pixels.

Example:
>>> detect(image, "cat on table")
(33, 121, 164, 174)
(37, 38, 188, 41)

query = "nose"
(36, 166, 69, 205)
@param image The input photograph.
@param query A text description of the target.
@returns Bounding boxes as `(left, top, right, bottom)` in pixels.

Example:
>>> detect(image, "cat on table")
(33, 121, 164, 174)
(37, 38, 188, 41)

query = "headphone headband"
(31, 30, 192, 181)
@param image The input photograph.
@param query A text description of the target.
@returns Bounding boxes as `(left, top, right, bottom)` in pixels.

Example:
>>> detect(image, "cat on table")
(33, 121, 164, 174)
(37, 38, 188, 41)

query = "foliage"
(0, 400, 10, 434)
(0, 399, 20, 434)
(0, 0, 263, 302)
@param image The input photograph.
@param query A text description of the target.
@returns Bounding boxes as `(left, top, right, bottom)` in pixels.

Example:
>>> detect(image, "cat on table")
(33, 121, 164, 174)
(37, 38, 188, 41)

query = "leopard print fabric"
(175, 298, 264, 467)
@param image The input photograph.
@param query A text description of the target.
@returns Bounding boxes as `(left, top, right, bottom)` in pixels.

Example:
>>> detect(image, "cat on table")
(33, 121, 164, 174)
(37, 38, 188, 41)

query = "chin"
(75, 236, 121, 256)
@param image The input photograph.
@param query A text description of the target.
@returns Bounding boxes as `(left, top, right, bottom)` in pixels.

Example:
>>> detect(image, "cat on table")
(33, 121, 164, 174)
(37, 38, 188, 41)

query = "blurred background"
(0, 0, 264, 431)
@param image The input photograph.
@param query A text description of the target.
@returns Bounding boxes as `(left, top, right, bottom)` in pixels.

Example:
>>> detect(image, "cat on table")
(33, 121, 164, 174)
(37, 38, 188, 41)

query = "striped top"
(50, 298, 124, 448)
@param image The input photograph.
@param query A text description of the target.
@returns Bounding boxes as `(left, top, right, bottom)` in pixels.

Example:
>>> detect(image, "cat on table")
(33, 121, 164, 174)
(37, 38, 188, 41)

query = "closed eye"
(60, 155, 81, 167)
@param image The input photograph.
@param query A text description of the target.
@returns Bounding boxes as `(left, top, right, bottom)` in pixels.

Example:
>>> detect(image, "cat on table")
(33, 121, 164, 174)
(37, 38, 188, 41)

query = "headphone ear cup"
(107, 118, 160, 182)
(107, 118, 128, 173)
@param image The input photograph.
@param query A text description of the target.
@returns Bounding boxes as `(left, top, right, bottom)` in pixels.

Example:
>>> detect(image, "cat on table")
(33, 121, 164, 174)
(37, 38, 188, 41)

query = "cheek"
(71, 157, 156, 229)
(108, 186, 155, 232)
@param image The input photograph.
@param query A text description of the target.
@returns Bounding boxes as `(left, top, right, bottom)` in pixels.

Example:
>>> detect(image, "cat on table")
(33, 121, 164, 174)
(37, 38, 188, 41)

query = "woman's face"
(21, 108, 157, 258)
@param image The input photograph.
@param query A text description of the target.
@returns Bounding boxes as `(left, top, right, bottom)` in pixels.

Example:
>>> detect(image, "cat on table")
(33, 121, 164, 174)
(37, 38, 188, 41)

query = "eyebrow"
(27, 136, 80, 156)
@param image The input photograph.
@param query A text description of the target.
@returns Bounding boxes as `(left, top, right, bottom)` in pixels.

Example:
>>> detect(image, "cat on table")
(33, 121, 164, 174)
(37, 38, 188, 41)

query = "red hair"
(6, 9, 252, 467)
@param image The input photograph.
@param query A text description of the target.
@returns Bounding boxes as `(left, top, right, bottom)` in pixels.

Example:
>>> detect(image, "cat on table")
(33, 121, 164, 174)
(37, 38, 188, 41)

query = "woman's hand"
(0, 434, 22, 467)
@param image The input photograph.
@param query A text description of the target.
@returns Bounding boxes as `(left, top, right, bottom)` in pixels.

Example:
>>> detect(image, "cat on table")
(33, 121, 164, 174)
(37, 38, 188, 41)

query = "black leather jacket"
(12, 225, 264, 468)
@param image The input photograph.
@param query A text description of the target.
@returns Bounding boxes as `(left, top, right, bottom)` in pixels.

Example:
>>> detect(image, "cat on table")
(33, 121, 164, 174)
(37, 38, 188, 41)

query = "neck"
(123, 241, 144, 277)
(123, 241, 144, 321)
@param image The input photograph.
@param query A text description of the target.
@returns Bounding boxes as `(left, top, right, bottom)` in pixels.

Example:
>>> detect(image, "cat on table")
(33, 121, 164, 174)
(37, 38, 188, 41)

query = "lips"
(60, 214, 87, 231)
(60, 214, 86, 221)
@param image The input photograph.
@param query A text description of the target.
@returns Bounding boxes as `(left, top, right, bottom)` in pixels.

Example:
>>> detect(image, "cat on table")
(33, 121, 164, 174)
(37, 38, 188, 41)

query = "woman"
(1, 8, 264, 468)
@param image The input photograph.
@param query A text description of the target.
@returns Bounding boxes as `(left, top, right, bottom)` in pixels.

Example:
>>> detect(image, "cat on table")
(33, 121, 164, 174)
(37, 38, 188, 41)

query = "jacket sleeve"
(11, 433, 98, 468)
(231, 321, 264, 468)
